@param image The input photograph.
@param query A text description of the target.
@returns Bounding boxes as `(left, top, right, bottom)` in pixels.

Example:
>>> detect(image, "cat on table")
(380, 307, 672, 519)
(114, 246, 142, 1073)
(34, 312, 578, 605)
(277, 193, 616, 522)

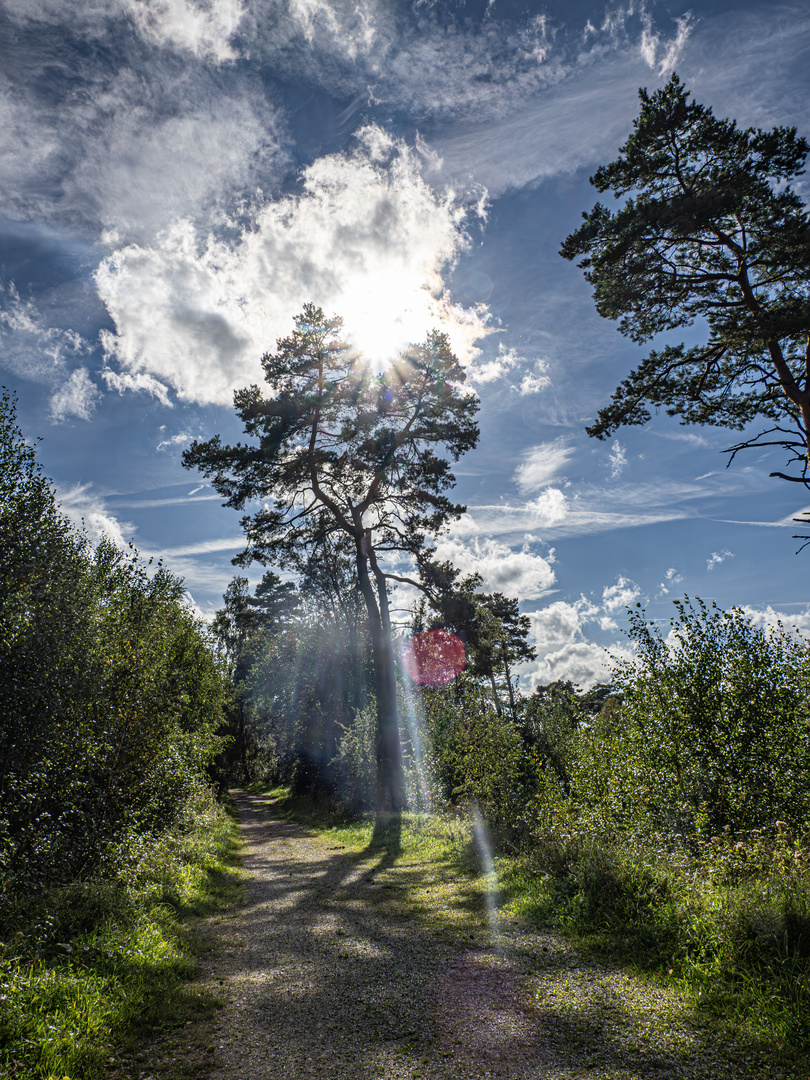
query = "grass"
(0, 786, 243, 1080)
(267, 789, 810, 1078)
(497, 824, 810, 1061)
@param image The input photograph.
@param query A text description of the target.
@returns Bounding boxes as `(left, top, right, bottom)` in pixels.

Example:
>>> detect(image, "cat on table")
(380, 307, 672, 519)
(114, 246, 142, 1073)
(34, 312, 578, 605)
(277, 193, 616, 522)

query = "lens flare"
(401, 627, 465, 688)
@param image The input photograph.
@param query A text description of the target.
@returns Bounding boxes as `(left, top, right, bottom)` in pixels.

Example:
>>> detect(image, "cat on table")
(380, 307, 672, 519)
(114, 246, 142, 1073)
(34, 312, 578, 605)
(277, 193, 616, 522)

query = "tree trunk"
(503, 651, 517, 720)
(355, 534, 406, 813)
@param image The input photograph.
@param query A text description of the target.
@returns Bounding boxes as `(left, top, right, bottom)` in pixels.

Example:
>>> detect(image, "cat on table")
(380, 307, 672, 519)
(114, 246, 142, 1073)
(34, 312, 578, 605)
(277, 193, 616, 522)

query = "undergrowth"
(270, 789, 810, 1075)
(500, 822, 810, 1064)
(0, 785, 242, 1080)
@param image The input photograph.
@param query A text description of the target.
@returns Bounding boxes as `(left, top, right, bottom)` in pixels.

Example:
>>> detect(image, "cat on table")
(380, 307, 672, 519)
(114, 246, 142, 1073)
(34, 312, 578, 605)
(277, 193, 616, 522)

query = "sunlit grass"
(0, 787, 243, 1080)
(272, 789, 810, 1074)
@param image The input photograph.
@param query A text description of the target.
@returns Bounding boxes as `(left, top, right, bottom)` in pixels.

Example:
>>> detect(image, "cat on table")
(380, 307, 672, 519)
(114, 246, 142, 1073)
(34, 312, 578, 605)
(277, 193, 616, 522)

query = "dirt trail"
(197, 790, 754, 1080)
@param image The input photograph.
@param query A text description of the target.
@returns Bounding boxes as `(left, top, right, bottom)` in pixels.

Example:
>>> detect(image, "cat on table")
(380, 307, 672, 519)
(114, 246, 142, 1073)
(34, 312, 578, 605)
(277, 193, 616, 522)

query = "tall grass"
(0, 785, 241, 1080)
(501, 821, 810, 1057)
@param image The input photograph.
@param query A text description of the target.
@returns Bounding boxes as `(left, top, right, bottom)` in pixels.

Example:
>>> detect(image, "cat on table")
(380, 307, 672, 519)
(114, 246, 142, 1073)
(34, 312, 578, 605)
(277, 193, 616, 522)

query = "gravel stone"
(194, 791, 765, 1080)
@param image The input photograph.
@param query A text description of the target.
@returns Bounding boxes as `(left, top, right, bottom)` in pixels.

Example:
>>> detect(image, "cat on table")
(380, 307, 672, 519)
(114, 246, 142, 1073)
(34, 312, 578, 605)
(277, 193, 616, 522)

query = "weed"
(0, 786, 242, 1080)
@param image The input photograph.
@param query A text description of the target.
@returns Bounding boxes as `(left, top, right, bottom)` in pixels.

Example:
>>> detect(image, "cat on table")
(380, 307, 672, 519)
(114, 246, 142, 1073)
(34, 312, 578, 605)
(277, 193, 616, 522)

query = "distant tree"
(469, 592, 536, 718)
(183, 305, 479, 811)
(413, 562, 535, 717)
(560, 74, 810, 495)
(523, 680, 616, 792)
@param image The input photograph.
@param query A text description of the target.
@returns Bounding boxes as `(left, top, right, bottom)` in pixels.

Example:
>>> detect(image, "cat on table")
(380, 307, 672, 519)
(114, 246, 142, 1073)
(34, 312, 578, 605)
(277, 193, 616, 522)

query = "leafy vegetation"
(0, 787, 241, 1080)
(560, 74, 810, 489)
(0, 390, 235, 1078)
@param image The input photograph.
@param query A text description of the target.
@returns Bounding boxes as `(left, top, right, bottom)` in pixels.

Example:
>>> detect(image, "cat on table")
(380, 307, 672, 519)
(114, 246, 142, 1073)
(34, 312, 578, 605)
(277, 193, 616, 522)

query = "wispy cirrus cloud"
(515, 438, 575, 492)
(0, 282, 102, 422)
(56, 483, 134, 548)
(49, 368, 102, 422)
(2, 0, 246, 61)
(427, 3, 810, 197)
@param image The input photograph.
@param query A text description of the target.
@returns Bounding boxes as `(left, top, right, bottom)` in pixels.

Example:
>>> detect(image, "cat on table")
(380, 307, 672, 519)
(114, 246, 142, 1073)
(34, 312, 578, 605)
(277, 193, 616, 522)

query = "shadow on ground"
(202, 790, 777, 1080)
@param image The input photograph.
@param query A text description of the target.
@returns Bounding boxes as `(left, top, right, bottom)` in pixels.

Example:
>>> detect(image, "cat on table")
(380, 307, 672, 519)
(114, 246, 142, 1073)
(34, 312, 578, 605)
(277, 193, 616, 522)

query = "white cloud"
(101, 363, 173, 407)
(110, 493, 222, 509)
(156, 431, 194, 452)
(602, 575, 642, 613)
(525, 487, 568, 528)
(654, 429, 712, 448)
(0, 282, 89, 384)
(124, 0, 246, 61)
(432, 536, 556, 601)
(740, 604, 810, 637)
(96, 128, 491, 405)
(467, 343, 520, 385)
(156, 537, 245, 557)
(524, 597, 632, 689)
(608, 440, 627, 478)
(706, 548, 734, 571)
(0, 30, 286, 241)
(71, 87, 284, 240)
(637, 10, 693, 75)
(512, 363, 551, 395)
(657, 566, 683, 597)
(57, 483, 135, 549)
(3, 0, 245, 60)
(49, 368, 102, 422)
(515, 439, 575, 492)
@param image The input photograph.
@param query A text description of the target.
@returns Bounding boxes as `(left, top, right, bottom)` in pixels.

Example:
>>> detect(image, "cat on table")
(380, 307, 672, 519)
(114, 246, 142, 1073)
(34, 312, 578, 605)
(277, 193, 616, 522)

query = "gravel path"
(197, 791, 762, 1080)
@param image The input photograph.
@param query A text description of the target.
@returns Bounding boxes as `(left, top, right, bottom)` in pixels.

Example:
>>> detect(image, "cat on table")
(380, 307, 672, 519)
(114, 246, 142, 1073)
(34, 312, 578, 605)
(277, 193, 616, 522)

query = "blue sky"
(2, 0, 810, 688)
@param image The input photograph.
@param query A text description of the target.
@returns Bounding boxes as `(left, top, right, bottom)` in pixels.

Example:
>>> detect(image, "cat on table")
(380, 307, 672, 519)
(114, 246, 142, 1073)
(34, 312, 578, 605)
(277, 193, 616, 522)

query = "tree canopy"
(0, 390, 227, 890)
(183, 305, 479, 810)
(560, 74, 810, 485)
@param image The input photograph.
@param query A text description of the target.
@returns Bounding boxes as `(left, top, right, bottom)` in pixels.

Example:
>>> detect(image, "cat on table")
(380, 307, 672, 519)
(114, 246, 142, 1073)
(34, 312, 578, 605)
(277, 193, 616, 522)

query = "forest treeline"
(215, 548, 810, 846)
(0, 390, 228, 894)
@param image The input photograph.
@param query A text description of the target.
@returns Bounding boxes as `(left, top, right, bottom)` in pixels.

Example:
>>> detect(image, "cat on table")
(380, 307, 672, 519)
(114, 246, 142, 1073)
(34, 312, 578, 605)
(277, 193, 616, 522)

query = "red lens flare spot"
(402, 627, 466, 688)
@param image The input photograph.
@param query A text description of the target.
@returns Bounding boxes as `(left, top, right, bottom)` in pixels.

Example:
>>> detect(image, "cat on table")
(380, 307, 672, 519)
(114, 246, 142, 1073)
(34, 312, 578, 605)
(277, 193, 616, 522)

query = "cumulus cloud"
(740, 604, 810, 637)
(524, 597, 632, 689)
(96, 128, 491, 405)
(602, 575, 642, 613)
(49, 368, 102, 422)
(432, 536, 556, 601)
(515, 438, 575, 492)
(525, 487, 568, 528)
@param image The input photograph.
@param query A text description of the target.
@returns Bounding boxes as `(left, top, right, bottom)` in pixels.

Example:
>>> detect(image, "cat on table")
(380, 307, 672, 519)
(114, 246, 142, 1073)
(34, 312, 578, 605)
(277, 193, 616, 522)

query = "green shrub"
(569, 598, 810, 839)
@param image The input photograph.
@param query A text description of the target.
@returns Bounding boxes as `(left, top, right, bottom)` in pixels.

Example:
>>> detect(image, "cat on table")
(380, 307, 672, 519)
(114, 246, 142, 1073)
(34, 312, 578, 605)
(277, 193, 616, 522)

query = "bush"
(569, 598, 810, 839)
(0, 391, 228, 893)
